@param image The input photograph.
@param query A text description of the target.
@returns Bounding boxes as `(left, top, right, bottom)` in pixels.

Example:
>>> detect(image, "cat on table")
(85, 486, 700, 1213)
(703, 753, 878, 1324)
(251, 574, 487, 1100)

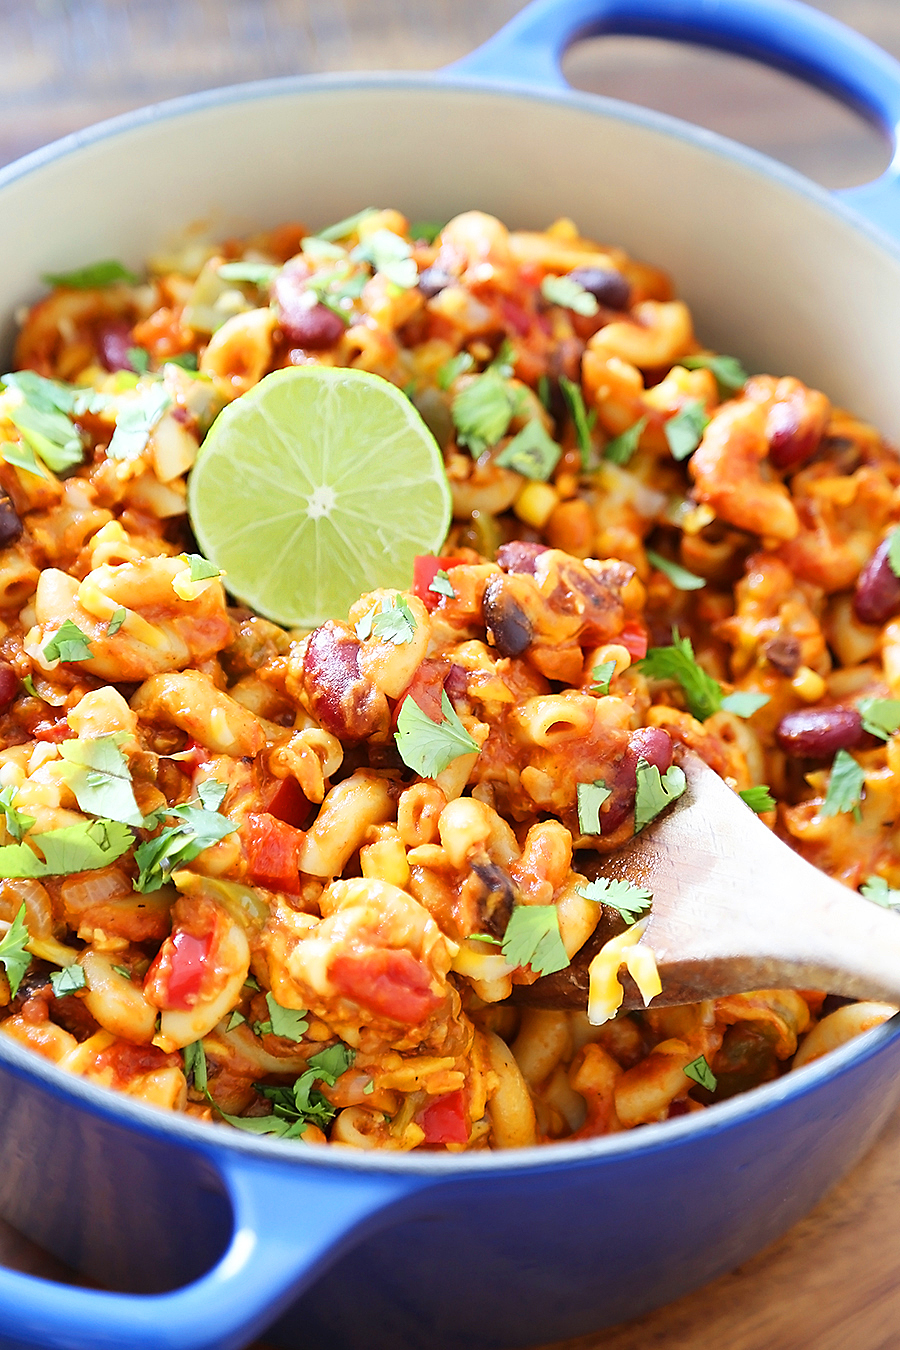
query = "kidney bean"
(496, 540, 549, 575)
(97, 320, 135, 372)
(301, 622, 389, 742)
(567, 267, 631, 310)
(0, 495, 23, 548)
(854, 536, 900, 626)
(767, 402, 820, 471)
(0, 662, 19, 713)
(775, 707, 863, 759)
(273, 272, 346, 348)
(599, 727, 674, 835)
(417, 266, 454, 299)
(482, 576, 533, 657)
(443, 663, 469, 704)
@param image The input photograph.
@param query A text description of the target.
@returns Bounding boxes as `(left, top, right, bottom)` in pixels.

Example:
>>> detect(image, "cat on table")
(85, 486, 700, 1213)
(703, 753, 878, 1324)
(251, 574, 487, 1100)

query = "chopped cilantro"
(603, 415, 647, 466)
(681, 352, 748, 394)
(429, 569, 456, 600)
(559, 375, 596, 469)
(537, 374, 551, 410)
(720, 691, 770, 717)
(255, 992, 309, 1043)
(222, 1042, 356, 1137)
(634, 758, 687, 833)
(165, 352, 199, 371)
(0, 903, 30, 996)
(739, 785, 776, 813)
(887, 526, 900, 581)
(576, 877, 653, 924)
(665, 400, 710, 461)
(496, 419, 562, 481)
(589, 660, 617, 697)
(0, 787, 35, 842)
(372, 596, 417, 645)
(436, 351, 474, 390)
(451, 371, 520, 455)
(501, 904, 570, 977)
(351, 229, 417, 289)
(637, 632, 722, 721)
(540, 274, 599, 317)
(184, 1039, 208, 1092)
(363, 1079, 376, 1094)
(107, 383, 172, 460)
(394, 690, 480, 779)
(576, 780, 612, 835)
(409, 220, 445, 243)
(182, 553, 221, 583)
(860, 875, 900, 910)
(49, 963, 86, 997)
(43, 620, 93, 664)
(107, 607, 126, 637)
(858, 697, 900, 741)
(684, 1055, 717, 1091)
(134, 790, 235, 892)
(488, 339, 516, 379)
(6, 400, 84, 474)
(821, 749, 865, 821)
(21, 675, 39, 699)
(316, 208, 379, 242)
(42, 260, 139, 289)
(126, 347, 150, 376)
(645, 549, 705, 591)
(57, 733, 144, 827)
(112, 965, 132, 979)
(0, 818, 134, 879)
(217, 262, 279, 287)
(225, 1010, 246, 1030)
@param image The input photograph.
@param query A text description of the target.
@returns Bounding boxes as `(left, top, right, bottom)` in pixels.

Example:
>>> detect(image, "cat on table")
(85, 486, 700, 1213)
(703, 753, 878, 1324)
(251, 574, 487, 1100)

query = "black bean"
(764, 634, 802, 677)
(496, 541, 549, 575)
(417, 266, 454, 299)
(854, 536, 900, 626)
(567, 267, 631, 310)
(775, 707, 863, 759)
(482, 576, 533, 656)
(470, 861, 516, 936)
(0, 495, 23, 548)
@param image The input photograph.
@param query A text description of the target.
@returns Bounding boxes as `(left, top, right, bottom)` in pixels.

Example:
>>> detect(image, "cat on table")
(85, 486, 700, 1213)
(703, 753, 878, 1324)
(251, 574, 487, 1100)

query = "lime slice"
(187, 366, 452, 628)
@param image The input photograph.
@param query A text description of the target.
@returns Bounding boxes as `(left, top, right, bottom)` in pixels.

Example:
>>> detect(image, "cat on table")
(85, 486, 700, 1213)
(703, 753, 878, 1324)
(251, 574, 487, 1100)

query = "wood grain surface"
(3, 3, 900, 1348)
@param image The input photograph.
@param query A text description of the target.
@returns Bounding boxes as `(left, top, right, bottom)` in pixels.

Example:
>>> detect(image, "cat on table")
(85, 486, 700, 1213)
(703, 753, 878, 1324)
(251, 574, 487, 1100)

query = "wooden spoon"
(519, 747, 900, 1011)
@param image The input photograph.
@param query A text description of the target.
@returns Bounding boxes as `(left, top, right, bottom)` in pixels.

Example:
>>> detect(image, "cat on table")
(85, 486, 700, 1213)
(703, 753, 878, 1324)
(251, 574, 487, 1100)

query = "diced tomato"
(619, 622, 649, 660)
(330, 948, 443, 1025)
(500, 298, 532, 338)
(264, 776, 313, 830)
(417, 1089, 469, 1145)
(145, 928, 213, 1010)
(244, 812, 303, 894)
(412, 555, 466, 611)
(394, 658, 449, 726)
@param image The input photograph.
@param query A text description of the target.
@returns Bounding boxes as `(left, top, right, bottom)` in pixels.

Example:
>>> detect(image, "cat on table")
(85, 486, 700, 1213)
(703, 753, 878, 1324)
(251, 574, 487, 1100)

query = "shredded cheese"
(587, 918, 662, 1026)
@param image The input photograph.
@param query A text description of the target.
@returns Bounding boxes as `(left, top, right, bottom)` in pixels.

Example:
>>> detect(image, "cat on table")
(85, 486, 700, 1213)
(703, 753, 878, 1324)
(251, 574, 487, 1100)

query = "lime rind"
(187, 366, 452, 628)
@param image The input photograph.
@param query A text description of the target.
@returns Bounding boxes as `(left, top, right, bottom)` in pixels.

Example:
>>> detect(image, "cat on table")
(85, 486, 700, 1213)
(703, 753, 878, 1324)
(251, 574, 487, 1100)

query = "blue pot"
(3, 3, 900, 1346)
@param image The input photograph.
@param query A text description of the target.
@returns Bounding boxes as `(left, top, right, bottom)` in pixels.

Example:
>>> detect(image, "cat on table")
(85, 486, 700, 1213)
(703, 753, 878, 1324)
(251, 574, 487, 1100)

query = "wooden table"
(3, 2, 900, 1346)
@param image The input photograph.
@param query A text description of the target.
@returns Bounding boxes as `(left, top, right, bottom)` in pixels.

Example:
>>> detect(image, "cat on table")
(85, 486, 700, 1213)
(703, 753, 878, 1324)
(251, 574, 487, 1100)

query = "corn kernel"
(514, 480, 559, 530)
(791, 665, 827, 703)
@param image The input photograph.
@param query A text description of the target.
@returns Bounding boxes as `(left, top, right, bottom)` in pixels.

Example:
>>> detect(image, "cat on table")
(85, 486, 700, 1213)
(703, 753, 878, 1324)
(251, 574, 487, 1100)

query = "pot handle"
(446, 0, 900, 241)
(0, 1149, 424, 1350)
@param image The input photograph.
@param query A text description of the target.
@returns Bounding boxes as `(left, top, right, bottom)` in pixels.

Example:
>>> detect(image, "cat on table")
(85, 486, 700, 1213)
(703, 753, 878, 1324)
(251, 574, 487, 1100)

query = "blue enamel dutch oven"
(3, 2, 900, 1346)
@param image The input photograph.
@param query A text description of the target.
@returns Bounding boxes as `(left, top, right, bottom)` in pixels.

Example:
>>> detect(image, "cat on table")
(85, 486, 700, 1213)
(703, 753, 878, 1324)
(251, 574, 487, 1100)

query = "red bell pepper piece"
(330, 948, 443, 1025)
(145, 928, 213, 1010)
(418, 1090, 469, 1145)
(244, 812, 303, 894)
(619, 622, 649, 660)
(412, 555, 465, 611)
(264, 776, 313, 830)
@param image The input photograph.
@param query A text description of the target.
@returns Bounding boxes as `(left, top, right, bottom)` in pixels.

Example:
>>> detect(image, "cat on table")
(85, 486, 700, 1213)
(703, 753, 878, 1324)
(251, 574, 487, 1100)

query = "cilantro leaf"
(451, 371, 519, 455)
(165, 353, 199, 372)
(821, 748, 865, 820)
(665, 400, 710, 460)
(576, 780, 612, 835)
(107, 383, 172, 460)
(217, 262, 279, 287)
(126, 346, 150, 376)
(887, 526, 900, 582)
(394, 690, 480, 779)
(184, 1039, 208, 1092)
(720, 691, 770, 717)
(57, 733, 144, 827)
(590, 660, 617, 696)
(230, 1041, 357, 1137)
(645, 548, 705, 591)
(860, 875, 900, 910)
(540, 274, 599, 317)
(112, 965, 131, 979)
(501, 905, 570, 977)
(225, 1010, 246, 1030)
(255, 992, 309, 1043)
(107, 607, 126, 637)
(49, 963, 86, 997)
(43, 619, 93, 664)
(410, 220, 445, 244)
(316, 208, 379, 242)
(684, 1054, 717, 1091)
(637, 632, 722, 721)
(429, 570, 456, 600)
(370, 596, 417, 645)
(739, 785, 776, 813)
(496, 419, 562, 481)
(182, 553, 220, 583)
(0, 787, 35, 841)
(437, 351, 474, 390)
(6, 400, 84, 473)
(197, 779, 228, 812)
(0, 818, 134, 879)
(0, 903, 30, 996)
(559, 375, 597, 470)
(603, 415, 647, 466)
(22, 675, 39, 699)
(42, 260, 139, 289)
(858, 697, 900, 741)
(577, 877, 653, 924)
(133, 793, 236, 892)
(351, 229, 417, 289)
(488, 339, 516, 379)
(634, 758, 687, 833)
(680, 353, 748, 394)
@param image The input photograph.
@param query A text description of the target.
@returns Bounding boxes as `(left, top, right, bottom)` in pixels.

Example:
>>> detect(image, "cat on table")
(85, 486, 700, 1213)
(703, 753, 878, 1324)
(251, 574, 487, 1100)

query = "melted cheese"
(587, 918, 662, 1026)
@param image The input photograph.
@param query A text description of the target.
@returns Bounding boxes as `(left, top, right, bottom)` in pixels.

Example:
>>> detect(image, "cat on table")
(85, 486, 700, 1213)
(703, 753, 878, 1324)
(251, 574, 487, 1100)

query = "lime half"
(187, 366, 452, 628)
